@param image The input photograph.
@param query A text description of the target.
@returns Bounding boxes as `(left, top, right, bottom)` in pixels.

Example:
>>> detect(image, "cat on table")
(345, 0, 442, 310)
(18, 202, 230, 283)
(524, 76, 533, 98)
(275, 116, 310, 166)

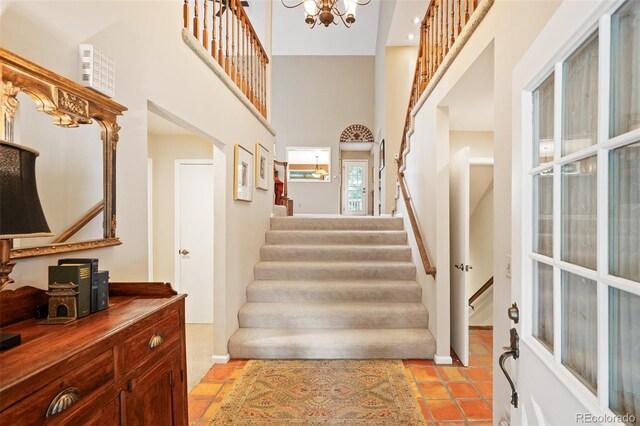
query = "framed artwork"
(379, 139, 385, 171)
(255, 143, 269, 190)
(234, 144, 253, 201)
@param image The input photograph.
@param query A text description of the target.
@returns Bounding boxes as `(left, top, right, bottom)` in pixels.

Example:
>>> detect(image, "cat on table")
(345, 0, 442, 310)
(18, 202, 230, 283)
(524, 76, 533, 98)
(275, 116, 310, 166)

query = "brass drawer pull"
(46, 387, 80, 417)
(148, 332, 164, 349)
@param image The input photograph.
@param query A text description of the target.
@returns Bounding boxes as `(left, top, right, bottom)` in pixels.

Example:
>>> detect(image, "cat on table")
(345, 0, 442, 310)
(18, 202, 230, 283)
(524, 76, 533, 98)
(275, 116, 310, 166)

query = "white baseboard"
(211, 354, 231, 364)
(434, 355, 453, 365)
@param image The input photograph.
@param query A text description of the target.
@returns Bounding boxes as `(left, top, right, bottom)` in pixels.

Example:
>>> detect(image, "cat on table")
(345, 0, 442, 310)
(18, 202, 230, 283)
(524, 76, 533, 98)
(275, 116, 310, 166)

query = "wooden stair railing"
(469, 276, 493, 310)
(393, 0, 493, 280)
(183, 0, 269, 118)
(52, 201, 104, 244)
(398, 0, 491, 171)
(397, 171, 436, 277)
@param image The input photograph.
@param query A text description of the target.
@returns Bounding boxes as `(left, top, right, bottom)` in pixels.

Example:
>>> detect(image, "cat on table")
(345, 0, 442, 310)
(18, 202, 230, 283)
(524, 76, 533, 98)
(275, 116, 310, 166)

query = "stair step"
(254, 261, 416, 281)
(260, 245, 412, 262)
(270, 217, 404, 231)
(238, 302, 428, 329)
(228, 328, 436, 359)
(265, 230, 408, 245)
(247, 280, 422, 302)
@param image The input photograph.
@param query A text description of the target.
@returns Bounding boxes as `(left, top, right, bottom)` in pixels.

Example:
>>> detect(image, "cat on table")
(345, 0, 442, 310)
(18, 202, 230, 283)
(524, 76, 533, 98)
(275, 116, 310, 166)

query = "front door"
(176, 161, 214, 324)
(509, 1, 640, 424)
(342, 160, 368, 216)
(450, 147, 470, 367)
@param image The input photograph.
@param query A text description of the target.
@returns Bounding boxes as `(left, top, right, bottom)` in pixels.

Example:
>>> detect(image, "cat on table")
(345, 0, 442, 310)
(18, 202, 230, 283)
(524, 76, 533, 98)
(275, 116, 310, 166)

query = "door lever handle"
(499, 327, 520, 408)
(454, 263, 464, 270)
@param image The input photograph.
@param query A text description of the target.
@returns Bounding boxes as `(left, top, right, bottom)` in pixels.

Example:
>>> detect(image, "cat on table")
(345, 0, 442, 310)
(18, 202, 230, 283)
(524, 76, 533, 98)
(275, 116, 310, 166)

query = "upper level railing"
(395, 0, 492, 278)
(398, 0, 488, 169)
(183, 0, 269, 118)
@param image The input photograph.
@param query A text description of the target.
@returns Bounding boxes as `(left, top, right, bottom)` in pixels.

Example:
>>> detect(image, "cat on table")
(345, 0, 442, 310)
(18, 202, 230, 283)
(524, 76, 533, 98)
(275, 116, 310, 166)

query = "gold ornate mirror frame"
(0, 48, 127, 259)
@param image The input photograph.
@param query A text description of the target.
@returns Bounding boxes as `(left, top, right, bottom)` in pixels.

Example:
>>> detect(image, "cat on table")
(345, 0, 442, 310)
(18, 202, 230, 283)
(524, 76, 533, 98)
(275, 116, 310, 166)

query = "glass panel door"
(342, 160, 368, 216)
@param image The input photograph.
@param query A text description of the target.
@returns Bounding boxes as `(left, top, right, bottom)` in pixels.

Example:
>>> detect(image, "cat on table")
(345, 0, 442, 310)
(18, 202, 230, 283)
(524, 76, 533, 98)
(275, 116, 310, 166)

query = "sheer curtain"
(562, 157, 598, 270)
(562, 272, 598, 393)
(562, 35, 599, 156)
(610, 143, 640, 282)
(534, 262, 554, 351)
(609, 288, 640, 421)
(609, 2, 640, 418)
(611, 0, 640, 137)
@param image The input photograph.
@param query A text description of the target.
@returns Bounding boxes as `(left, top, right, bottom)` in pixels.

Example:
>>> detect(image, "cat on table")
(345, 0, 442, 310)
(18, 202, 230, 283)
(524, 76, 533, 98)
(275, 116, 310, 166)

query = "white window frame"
(520, 0, 640, 418)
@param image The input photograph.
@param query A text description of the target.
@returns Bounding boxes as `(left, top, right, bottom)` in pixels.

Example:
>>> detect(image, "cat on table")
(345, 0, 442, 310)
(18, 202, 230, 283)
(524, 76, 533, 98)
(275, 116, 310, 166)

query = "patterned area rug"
(209, 360, 425, 425)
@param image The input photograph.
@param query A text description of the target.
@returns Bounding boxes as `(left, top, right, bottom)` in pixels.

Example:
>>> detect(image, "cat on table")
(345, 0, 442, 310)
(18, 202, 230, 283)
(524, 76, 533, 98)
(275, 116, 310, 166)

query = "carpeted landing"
(208, 359, 425, 425)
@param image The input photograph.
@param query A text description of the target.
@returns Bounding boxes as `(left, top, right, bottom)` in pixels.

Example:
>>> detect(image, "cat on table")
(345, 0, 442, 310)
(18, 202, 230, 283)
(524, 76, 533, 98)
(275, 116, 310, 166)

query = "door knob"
(179, 249, 190, 256)
(454, 263, 464, 270)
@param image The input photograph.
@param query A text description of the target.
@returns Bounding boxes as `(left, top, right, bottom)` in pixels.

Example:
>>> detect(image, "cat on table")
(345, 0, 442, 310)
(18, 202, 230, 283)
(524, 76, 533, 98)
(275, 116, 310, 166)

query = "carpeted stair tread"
(254, 261, 416, 280)
(247, 280, 422, 302)
(238, 302, 428, 328)
(265, 230, 408, 245)
(260, 244, 412, 262)
(228, 328, 436, 359)
(270, 217, 404, 231)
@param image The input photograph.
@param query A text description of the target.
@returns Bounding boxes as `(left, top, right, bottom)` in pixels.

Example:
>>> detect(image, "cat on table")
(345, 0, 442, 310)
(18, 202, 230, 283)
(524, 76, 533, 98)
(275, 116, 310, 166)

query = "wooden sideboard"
(0, 282, 188, 425)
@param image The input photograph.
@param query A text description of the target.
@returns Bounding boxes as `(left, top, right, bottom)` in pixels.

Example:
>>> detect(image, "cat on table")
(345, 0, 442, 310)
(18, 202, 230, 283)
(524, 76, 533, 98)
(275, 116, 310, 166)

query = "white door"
(450, 147, 470, 366)
(509, 2, 640, 425)
(342, 160, 368, 216)
(176, 161, 214, 324)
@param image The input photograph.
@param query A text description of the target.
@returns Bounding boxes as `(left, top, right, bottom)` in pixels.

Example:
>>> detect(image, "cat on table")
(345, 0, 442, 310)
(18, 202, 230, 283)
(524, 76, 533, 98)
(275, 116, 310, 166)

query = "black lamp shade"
(0, 140, 51, 238)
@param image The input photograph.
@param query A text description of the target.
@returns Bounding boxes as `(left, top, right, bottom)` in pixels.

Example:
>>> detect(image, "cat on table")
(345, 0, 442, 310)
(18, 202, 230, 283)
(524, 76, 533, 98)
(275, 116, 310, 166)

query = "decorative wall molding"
(340, 124, 374, 142)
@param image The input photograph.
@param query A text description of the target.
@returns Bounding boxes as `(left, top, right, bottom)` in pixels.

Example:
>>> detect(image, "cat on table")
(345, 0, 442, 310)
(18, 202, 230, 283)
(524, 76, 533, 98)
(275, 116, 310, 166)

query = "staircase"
(228, 216, 436, 359)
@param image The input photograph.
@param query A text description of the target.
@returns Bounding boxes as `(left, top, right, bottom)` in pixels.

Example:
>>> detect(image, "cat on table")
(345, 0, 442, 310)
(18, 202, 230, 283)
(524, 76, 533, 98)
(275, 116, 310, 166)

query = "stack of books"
(49, 258, 109, 318)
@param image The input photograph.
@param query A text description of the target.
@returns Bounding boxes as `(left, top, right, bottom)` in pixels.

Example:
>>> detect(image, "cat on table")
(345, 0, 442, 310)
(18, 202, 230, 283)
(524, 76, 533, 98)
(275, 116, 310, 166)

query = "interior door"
(342, 160, 368, 216)
(176, 162, 214, 324)
(450, 147, 470, 366)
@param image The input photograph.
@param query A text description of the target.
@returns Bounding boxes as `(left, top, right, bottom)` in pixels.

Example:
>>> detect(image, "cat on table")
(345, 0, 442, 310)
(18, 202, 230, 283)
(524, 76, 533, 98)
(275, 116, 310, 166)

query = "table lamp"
(0, 140, 52, 350)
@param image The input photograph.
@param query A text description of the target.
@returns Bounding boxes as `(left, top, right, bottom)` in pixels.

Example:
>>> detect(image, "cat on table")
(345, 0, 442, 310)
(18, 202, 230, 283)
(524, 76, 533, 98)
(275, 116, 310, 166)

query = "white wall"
(468, 179, 493, 326)
(271, 55, 375, 214)
(148, 133, 213, 284)
(450, 131, 494, 158)
(383, 46, 419, 213)
(1, 0, 275, 357)
(399, 0, 561, 421)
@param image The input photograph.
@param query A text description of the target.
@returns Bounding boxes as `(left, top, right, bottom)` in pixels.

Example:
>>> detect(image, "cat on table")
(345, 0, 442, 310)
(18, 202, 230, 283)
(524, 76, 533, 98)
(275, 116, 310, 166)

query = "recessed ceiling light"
(413, 17, 420, 24)
(407, 33, 415, 40)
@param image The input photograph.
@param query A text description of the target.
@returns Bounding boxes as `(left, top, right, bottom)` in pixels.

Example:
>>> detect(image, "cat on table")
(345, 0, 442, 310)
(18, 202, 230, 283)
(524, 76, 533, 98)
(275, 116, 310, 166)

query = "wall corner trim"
(211, 354, 231, 364)
(181, 29, 276, 137)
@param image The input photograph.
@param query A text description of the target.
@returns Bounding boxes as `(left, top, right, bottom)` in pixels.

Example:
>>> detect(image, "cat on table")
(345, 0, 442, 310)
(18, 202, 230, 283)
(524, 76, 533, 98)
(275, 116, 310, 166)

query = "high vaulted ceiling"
(248, 0, 429, 55)
(272, 0, 381, 55)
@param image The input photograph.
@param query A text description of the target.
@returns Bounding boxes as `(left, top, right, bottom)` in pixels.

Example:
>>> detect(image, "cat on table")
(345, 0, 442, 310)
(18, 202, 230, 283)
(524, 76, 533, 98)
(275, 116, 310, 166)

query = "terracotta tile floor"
(188, 329, 493, 425)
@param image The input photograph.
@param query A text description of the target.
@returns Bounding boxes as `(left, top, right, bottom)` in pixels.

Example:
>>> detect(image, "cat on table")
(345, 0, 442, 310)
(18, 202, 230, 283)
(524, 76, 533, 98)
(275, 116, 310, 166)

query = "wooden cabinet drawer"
(1, 349, 114, 425)
(123, 309, 180, 371)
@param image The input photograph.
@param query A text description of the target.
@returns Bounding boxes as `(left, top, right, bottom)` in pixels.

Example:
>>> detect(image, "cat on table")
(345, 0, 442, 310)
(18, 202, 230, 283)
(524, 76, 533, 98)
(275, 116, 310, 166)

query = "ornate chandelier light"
(282, 0, 371, 28)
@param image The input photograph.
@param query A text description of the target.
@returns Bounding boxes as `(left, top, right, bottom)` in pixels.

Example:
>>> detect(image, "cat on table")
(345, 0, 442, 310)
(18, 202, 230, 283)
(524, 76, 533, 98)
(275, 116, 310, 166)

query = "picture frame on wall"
(234, 144, 253, 202)
(379, 139, 385, 171)
(255, 143, 269, 191)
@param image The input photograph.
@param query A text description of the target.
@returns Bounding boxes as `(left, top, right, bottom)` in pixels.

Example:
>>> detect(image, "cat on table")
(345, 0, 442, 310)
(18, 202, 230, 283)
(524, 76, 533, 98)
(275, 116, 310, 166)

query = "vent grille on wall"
(78, 44, 115, 98)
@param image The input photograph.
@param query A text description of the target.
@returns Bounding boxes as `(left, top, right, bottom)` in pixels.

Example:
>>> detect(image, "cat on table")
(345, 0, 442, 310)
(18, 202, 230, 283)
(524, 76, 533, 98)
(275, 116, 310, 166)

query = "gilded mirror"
(1, 48, 126, 259)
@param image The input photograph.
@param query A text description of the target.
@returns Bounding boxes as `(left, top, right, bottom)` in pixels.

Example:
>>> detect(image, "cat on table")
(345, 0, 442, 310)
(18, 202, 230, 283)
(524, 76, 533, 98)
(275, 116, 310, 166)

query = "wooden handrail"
(469, 276, 493, 309)
(397, 171, 436, 277)
(52, 201, 104, 244)
(183, 0, 269, 118)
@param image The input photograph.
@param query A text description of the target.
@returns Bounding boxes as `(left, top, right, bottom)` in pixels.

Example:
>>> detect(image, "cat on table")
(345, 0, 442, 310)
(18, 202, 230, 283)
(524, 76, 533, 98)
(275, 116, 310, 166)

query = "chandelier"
(282, 0, 371, 28)
(311, 156, 329, 179)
